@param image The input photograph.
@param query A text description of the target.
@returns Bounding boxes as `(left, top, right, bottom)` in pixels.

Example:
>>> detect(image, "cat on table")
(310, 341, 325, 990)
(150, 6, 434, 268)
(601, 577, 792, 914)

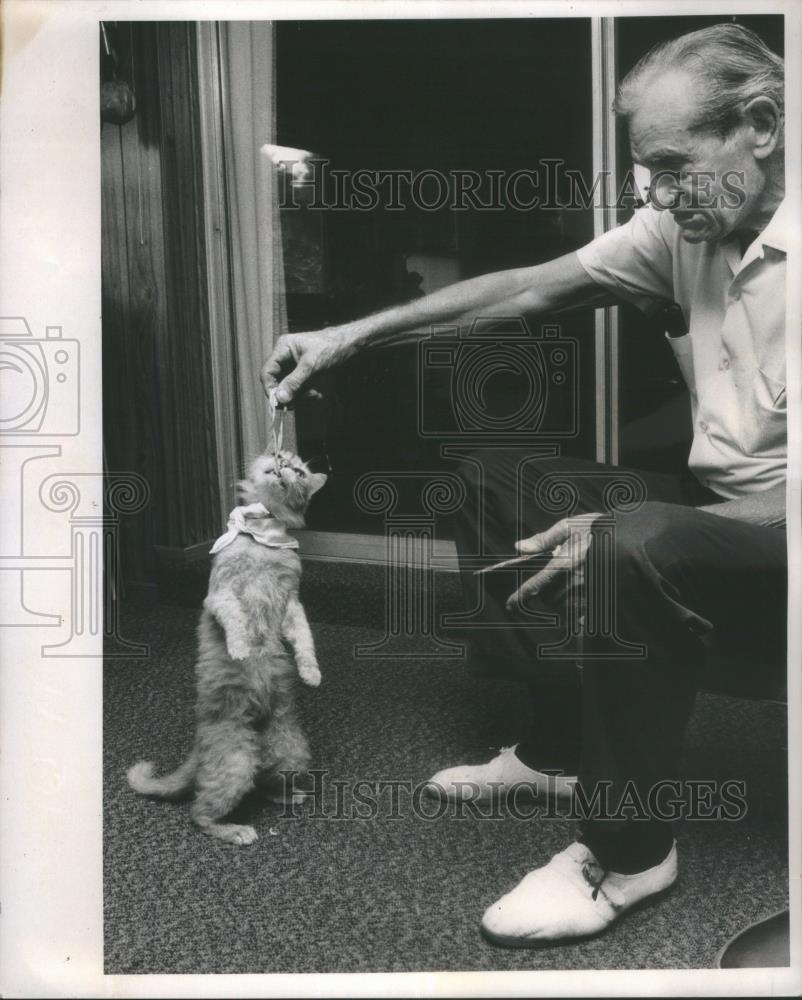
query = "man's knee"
(611, 501, 694, 574)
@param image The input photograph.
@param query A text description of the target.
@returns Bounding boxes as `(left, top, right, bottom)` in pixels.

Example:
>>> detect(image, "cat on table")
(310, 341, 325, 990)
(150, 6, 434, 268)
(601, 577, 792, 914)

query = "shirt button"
(721, 358, 730, 371)
(699, 420, 709, 433)
(730, 287, 741, 301)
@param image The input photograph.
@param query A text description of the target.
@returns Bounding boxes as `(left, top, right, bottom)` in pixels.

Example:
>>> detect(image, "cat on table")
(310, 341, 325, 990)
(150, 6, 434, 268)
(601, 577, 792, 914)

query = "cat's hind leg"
(259, 671, 311, 805)
(191, 721, 261, 845)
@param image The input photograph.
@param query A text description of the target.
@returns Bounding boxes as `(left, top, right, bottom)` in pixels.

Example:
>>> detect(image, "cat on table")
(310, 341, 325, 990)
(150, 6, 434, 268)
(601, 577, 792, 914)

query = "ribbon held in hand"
(267, 388, 285, 471)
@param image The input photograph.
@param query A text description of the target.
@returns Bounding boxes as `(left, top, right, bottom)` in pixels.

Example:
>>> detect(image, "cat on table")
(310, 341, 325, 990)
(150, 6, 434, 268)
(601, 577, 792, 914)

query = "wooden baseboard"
(154, 530, 460, 572)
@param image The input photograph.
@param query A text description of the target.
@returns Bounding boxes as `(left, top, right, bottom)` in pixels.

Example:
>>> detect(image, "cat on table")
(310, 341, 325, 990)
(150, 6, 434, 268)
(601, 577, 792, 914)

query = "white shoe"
(481, 840, 678, 947)
(424, 745, 576, 804)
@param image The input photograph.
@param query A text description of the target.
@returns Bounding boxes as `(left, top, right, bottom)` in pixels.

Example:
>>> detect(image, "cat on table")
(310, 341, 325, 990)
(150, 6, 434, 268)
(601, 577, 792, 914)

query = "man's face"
(629, 70, 767, 243)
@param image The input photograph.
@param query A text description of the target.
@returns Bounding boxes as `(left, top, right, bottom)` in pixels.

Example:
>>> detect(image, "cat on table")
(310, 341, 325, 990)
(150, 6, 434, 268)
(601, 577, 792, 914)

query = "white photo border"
(0, 1, 799, 996)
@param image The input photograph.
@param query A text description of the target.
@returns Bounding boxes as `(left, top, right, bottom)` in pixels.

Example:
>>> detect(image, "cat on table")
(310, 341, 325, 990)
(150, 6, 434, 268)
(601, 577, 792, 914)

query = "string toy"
(267, 388, 285, 470)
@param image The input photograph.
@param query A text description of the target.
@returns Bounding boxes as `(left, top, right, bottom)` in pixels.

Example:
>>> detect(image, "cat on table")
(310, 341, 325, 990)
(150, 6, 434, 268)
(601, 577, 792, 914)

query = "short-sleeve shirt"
(576, 199, 788, 500)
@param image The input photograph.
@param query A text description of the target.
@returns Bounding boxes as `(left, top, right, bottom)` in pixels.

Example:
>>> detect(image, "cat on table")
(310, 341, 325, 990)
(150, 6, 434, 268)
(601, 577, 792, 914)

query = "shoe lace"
(580, 860, 608, 902)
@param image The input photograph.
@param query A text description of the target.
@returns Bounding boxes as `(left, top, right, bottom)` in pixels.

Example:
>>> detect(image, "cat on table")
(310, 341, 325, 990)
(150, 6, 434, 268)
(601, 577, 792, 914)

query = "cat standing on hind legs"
(127, 449, 326, 846)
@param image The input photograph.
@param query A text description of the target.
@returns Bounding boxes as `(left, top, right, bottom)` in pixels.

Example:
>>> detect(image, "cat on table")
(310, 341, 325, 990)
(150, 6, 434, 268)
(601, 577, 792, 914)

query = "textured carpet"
(104, 562, 788, 973)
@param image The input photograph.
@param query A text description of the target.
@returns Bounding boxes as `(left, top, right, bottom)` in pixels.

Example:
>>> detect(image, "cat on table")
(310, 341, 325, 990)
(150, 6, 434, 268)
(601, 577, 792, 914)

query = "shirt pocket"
(742, 367, 786, 455)
(666, 332, 696, 396)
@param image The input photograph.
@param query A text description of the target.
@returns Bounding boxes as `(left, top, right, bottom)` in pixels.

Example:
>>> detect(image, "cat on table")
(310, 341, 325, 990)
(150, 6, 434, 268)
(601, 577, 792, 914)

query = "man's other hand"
(506, 513, 602, 613)
(261, 328, 357, 406)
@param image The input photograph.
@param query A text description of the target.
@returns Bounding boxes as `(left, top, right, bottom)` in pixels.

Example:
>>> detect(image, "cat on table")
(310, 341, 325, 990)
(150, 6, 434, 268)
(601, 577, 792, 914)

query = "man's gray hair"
(614, 23, 784, 137)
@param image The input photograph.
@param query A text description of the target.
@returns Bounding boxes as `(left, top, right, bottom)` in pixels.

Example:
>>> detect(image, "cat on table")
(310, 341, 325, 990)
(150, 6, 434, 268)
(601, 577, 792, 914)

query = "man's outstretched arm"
(261, 251, 614, 404)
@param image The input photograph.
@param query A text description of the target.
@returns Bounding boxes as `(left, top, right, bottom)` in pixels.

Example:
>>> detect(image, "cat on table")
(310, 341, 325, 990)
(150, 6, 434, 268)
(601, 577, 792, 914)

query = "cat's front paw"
(227, 637, 251, 661)
(298, 661, 322, 687)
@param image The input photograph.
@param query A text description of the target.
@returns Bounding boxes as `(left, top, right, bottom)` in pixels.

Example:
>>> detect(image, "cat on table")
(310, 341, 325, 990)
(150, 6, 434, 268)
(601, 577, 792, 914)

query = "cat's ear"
(307, 472, 328, 496)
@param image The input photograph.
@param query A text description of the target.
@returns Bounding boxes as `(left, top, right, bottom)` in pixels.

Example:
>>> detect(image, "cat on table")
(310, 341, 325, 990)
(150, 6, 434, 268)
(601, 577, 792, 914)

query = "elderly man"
(263, 24, 787, 944)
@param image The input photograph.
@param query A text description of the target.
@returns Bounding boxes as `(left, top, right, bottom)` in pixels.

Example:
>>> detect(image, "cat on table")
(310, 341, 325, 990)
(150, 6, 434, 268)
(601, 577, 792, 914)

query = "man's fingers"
(506, 573, 545, 610)
(262, 375, 281, 400)
(515, 513, 602, 555)
(276, 360, 314, 405)
(515, 520, 570, 555)
(526, 559, 563, 595)
(505, 556, 563, 610)
(271, 387, 324, 411)
(506, 530, 594, 612)
(260, 363, 279, 393)
(261, 340, 293, 395)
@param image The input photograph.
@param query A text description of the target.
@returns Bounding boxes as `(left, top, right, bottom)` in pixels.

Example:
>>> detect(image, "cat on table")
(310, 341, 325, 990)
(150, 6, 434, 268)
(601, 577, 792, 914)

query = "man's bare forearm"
(261, 251, 614, 403)
(360, 291, 550, 351)
(345, 267, 535, 347)
(340, 253, 612, 350)
(698, 482, 786, 529)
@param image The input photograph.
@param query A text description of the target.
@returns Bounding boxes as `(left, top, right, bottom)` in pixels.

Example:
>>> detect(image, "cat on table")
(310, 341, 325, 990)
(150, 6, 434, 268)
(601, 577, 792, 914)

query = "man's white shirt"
(576, 199, 788, 500)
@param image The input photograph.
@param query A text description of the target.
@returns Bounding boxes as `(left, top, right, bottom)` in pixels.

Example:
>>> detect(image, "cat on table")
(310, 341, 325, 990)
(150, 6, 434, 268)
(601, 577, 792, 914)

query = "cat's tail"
(126, 750, 198, 799)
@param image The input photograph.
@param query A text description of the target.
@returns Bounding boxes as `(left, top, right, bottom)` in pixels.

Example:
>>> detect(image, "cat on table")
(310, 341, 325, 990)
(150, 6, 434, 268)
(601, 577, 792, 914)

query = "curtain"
(219, 21, 293, 462)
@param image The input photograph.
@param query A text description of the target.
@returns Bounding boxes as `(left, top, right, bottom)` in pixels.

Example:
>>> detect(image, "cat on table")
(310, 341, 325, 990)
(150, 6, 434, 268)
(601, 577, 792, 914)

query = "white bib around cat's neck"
(210, 502, 299, 555)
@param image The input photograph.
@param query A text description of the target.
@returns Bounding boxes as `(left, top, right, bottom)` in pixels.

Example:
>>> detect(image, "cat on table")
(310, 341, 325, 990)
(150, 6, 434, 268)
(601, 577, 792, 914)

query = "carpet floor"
(104, 562, 788, 973)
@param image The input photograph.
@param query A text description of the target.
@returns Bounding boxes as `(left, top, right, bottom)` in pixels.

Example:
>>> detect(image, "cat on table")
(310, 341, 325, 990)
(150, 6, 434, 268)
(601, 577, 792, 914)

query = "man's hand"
(506, 513, 602, 613)
(261, 328, 358, 405)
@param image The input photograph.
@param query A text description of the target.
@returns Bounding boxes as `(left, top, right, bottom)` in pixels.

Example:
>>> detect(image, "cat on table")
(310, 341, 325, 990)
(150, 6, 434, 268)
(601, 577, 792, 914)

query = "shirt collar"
(724, 197, 788, 277)
(756, 197, 788, 253)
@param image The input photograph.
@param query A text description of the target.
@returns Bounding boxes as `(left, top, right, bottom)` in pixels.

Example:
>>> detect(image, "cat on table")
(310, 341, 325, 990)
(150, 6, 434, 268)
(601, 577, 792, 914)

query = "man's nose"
(649, 171, 687, 211)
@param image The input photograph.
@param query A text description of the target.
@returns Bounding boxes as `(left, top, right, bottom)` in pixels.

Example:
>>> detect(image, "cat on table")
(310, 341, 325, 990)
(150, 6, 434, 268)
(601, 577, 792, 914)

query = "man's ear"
(743, 96, 782, 159)
(308, 472, 328, 496)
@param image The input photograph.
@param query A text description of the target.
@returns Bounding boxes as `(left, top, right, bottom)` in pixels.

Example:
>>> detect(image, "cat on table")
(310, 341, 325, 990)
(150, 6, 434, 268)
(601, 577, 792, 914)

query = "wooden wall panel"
(102, 24, 166, 587)
(155, 22, 221, 549)
(101, 123, 151, 583)
(102, 22, 221, 588)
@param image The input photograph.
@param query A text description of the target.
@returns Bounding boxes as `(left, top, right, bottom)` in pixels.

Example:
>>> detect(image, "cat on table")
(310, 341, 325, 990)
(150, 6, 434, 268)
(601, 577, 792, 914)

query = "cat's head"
(238, 449, 327, 528)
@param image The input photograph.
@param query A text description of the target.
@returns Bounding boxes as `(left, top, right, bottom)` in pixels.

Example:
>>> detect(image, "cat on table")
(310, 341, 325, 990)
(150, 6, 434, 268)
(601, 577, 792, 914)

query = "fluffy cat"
(127, 449, 326, 846)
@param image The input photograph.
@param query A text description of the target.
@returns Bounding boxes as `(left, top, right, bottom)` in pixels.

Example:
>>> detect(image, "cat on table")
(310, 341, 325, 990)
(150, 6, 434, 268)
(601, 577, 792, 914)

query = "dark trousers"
(451, 451, 787, 867)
